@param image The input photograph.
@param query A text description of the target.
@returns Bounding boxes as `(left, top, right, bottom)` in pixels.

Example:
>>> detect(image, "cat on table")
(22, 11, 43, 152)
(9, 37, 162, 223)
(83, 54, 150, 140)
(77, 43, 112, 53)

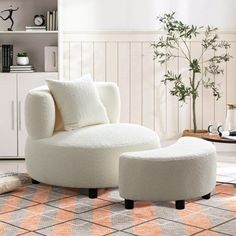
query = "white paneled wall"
(63, 31, 236, 139)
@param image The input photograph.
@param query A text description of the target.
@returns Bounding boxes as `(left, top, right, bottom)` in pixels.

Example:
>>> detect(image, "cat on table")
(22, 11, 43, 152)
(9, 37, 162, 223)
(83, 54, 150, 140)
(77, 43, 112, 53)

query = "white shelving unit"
(0, 0, 61, 159)
(0, 31, 58, 34)
(0, 0, 60, 72)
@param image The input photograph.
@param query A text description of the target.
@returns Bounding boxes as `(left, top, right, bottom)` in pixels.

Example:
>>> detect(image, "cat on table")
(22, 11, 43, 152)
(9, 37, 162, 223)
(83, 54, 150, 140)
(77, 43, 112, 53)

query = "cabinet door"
(17, 72, 58, 157)
(0, 74, 17, 157)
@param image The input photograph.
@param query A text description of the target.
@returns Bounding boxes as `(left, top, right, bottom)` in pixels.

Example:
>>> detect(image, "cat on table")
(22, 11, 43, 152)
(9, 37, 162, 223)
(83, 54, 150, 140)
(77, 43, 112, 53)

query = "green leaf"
(189, 59, 201, 73)
(152, 12, 232, 108)
(202, 78, 221, 100)
(161, 71, 192, 102)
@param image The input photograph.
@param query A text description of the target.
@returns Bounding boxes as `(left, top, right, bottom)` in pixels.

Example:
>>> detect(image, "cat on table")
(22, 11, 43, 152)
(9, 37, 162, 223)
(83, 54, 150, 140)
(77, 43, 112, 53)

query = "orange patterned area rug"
(0, 182, 235, 236)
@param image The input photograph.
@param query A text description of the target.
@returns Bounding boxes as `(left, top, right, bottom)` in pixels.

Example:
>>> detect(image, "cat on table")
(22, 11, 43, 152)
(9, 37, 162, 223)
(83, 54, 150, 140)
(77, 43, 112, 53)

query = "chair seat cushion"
(25, 123, 160, 188)
(44, 123, 159, 149)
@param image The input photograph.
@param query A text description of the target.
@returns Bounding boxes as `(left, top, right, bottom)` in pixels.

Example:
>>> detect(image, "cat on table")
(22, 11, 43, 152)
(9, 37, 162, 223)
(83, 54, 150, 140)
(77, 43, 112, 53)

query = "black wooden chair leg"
(31, 179, 40, 184)
(125, 199, 134, 209)
(202, 193, 211, 199)
(175, 200, 185, 210)
(88, 188, 98, 199)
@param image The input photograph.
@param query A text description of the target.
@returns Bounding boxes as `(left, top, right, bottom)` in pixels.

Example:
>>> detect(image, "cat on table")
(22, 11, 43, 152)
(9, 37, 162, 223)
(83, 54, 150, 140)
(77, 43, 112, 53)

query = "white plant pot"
(17, 57, 29, 66)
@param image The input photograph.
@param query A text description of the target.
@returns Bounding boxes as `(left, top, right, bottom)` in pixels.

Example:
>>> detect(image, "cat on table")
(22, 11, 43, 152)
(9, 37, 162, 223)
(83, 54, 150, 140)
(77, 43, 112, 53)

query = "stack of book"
(25, 26, 46, 31)
(10, 65, 35, 73)
(2, 44, 13, 72)
(47, 10, 58, 31)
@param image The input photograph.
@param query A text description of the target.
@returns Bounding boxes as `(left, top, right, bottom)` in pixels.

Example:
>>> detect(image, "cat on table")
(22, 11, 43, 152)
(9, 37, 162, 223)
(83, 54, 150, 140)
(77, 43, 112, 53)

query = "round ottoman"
(119, 137, 216, 210)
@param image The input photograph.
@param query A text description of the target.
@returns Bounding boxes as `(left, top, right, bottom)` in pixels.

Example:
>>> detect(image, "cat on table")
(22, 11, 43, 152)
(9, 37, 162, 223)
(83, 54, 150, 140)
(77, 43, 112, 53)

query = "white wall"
(171, 0, 236, 30)
(61, 1, 236, 139)
(63, 31, 236, 139)
(62, 0, 236, 31)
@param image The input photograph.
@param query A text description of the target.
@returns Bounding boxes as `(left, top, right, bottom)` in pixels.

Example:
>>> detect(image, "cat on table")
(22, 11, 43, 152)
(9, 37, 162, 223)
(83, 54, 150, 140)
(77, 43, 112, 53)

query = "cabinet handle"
(53, 51, 56, 67)
(19, 101, 21, 131)
(11, 101, 14, 130)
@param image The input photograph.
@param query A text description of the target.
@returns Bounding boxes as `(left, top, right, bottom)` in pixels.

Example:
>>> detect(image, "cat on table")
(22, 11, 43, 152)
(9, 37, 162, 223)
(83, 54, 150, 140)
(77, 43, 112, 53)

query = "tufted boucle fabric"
(25, 82, 120, 138)
(46, 75, 109, 131)
(25, 87, 56, 139)
(25, 82, 160, 188)
(119, 137, 216, 202)
(25, 123, 160, 188)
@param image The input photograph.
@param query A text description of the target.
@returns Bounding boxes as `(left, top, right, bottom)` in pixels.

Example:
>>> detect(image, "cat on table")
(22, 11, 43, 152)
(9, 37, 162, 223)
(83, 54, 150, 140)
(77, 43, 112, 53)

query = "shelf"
(0, 31, 58, 34)
(0, 72, 58, 74)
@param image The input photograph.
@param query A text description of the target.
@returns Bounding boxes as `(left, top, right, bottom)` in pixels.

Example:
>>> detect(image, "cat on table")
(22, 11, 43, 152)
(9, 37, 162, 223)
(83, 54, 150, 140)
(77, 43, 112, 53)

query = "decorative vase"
(17, 56, 29, 66)
(224, 104, 236, 130)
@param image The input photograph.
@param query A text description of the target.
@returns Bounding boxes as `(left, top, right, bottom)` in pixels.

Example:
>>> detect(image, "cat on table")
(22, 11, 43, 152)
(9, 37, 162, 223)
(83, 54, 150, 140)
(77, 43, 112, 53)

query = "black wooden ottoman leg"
(202, 193, 211, 199)
(88, 188, 98, 199)
(125, 199, 134, 209)
(175, 200, 185, 210)
(31, 179, 40, 184)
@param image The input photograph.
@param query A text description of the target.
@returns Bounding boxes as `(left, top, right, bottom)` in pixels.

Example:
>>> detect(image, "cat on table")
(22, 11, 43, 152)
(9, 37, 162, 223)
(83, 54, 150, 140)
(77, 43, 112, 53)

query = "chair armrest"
(25, 86, 56, 139)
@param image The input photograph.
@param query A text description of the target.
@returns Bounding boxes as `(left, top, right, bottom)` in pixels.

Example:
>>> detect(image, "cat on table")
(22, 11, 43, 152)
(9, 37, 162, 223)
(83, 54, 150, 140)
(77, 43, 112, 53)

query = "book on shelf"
(56, 11, 58, 31)
(10, 68, 34, 71)
(49, 13, 53, 31)
(10, 65, 35, 73)
(47, 11, 50, 30)
(46, 10, 58, 31)
(25, 26, 46, 31)
(10, 70, 35, 73)
(52, 11, 55, 31)
(2, 44, 13, 72)
(10, 65, 33, 69)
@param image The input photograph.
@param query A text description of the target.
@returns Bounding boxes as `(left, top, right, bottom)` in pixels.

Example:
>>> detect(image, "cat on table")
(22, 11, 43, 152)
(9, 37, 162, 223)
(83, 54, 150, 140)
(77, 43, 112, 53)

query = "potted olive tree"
(152, 12, 231, 135)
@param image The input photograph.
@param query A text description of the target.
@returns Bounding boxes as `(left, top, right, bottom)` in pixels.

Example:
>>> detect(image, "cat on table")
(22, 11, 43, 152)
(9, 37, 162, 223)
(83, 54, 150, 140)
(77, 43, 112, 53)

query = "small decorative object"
(0, 5, 19, 31)
(34, 14, 45, 26)
(152, 12, 232, 134)
(44, 46, 58, 72)
(224, 104, 236, 130)
(207, 121, 222, 134)
(17, 52, 29, 66)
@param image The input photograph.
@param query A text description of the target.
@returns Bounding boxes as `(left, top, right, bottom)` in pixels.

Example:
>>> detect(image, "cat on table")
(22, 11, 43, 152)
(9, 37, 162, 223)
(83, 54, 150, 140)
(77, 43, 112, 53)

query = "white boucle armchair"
(25, 82, 160, 198)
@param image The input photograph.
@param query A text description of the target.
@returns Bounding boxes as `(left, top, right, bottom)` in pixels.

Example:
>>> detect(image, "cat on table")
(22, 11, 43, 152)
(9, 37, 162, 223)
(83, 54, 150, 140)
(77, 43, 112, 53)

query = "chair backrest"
(25, 82, 120, 139)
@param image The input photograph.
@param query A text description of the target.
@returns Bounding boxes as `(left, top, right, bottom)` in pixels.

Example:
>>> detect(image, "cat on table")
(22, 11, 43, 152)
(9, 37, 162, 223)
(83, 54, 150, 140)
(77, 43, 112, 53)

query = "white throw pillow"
(0, 173, 31, 194)
(46, 75, 109, 131)
(0, 175, 21, 194)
